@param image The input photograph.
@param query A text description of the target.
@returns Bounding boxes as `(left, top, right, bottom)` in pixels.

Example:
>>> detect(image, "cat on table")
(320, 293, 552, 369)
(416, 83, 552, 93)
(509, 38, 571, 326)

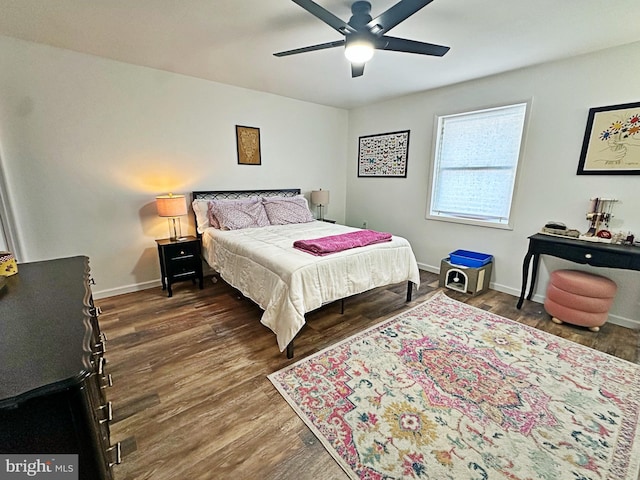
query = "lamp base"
(168, 217, 185, 241)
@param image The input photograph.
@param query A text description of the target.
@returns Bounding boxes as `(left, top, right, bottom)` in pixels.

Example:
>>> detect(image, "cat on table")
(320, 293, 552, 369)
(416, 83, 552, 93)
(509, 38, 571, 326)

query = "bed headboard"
(192, 188, 301, 202)
(191, 188, 302, 236)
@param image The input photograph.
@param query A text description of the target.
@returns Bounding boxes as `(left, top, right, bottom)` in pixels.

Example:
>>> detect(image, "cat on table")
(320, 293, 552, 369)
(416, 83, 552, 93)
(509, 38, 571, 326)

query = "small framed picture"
(577, 101, 640, 175)
(358, 130, 410, 177)
(236, 125, 261, 165)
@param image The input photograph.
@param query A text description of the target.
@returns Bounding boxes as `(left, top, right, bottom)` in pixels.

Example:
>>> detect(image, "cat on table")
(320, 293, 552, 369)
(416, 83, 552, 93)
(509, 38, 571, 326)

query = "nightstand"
(156, 236, 204, 297)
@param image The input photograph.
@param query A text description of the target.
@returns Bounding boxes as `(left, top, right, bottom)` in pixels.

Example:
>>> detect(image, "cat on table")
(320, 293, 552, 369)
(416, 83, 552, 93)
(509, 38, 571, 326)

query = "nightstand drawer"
(168, 257, 198, 277)
(164, 243, 199, 260)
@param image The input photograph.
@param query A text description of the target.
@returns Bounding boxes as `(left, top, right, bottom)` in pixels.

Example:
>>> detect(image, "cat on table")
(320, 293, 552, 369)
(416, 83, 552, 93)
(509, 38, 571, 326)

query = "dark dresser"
(0, 256, 120, 479)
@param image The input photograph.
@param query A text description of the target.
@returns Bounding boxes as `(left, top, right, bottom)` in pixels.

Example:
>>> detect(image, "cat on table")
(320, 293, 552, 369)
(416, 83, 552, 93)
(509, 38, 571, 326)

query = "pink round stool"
(543, 270, 617, 332)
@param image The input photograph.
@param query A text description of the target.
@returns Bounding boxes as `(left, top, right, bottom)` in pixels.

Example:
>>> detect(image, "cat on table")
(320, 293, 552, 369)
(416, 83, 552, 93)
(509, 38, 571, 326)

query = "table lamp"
(156, 193, 187, 240)
(311, 189, 329, 221)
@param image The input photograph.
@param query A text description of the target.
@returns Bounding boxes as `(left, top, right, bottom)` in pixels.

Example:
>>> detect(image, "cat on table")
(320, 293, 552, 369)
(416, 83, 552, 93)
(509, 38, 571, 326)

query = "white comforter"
(202, 221, 420, 351)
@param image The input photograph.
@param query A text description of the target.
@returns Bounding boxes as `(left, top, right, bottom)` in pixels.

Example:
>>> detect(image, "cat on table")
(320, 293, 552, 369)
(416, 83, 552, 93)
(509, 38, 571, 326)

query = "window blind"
(430, 103, 527, 224)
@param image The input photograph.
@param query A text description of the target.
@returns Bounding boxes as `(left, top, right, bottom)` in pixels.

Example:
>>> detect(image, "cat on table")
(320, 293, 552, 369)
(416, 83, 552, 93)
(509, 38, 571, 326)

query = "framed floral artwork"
(577, 101, 640, 175)
(236, 125, 261, 165)
(358, 130, 410, 177)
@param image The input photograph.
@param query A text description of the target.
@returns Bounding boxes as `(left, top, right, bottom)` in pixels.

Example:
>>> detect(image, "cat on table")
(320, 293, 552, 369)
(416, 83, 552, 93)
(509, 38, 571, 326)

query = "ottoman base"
(551, 316, 600, 332)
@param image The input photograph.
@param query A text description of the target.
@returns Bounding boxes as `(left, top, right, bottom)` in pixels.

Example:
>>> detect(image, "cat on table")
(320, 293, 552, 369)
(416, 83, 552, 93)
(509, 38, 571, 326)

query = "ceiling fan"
(274, 0, 450, 78)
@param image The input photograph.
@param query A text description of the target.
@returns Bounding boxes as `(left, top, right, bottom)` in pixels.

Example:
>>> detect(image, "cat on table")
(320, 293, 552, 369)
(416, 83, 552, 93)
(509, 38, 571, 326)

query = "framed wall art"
(577, 101, 640, 175)
(358, 130, 410, 178)
(236, 125, 261, 165)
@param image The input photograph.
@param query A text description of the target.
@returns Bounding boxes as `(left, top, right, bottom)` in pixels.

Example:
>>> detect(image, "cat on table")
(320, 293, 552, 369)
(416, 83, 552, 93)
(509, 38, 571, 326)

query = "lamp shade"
(156, 193, 187, 217)
(311, 190, 329, 206)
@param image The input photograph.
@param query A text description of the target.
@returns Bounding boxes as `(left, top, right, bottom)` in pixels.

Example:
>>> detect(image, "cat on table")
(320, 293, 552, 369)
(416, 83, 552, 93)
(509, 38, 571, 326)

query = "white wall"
(1, 33, 639, 326)
(0, 35, 348, 297)
(347, 41, 640, 327)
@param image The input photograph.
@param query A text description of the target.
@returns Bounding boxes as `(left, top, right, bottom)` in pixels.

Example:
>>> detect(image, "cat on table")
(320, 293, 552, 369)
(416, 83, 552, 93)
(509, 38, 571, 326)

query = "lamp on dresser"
(156, 193, 187, 241)
(311, 189, 330, 221)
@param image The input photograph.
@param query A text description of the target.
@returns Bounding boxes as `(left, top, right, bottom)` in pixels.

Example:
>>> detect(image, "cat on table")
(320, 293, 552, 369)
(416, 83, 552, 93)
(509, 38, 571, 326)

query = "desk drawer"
(556, 244, 632, 268)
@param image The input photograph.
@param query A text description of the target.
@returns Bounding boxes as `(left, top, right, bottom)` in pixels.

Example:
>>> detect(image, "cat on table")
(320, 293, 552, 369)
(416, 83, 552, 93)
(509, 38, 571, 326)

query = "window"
(427, 102, 528, 229)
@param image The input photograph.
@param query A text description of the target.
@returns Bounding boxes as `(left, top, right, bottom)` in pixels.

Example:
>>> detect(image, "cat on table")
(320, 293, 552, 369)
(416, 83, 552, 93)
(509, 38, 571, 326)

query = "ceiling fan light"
(344, 41, 374, 63)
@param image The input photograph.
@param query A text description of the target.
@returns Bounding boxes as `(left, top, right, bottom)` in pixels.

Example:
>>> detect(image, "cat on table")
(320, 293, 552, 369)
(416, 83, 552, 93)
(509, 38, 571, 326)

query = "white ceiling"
(1, 0, 640, 109)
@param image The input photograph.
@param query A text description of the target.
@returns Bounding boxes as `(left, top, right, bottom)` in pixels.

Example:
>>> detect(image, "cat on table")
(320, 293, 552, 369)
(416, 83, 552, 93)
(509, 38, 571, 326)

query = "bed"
(192, 189, 421, 357)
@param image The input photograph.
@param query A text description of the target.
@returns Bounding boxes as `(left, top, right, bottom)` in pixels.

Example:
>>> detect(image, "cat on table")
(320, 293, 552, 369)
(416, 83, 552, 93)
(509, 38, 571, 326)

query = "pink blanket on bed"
(293, 229, 392, 256)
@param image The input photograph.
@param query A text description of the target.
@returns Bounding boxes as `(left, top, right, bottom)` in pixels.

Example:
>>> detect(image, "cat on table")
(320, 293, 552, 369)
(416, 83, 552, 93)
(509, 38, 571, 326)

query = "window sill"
(426, 214, 513, 230)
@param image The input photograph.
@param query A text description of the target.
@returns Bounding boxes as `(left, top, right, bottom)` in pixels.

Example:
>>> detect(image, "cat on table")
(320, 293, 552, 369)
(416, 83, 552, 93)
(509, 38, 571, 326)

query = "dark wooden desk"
(517, 233, 640, 309)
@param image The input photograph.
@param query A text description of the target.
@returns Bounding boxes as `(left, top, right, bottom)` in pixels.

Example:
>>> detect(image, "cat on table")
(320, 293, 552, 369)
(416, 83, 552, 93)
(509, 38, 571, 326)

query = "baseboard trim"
(97, 266, 640, 330)
(93, 279, 161, 300)
(418, 262, 439, 274)
(419, 263, 640, 330)
(605, 314, 640, 330)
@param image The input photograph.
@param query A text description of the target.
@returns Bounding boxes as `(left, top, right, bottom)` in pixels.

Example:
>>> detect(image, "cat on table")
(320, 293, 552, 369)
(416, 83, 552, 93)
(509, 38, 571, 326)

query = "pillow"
(205, 197, 261, 230)
(192, 200, 211, 234)
(210, 198, 270, 230)
(206, 201, 221, 229)
(262, 195, 315, 225)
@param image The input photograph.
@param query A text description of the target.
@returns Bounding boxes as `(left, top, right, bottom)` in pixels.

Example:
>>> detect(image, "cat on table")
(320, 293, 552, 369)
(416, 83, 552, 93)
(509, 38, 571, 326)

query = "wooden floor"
(98, 270, 639, 480)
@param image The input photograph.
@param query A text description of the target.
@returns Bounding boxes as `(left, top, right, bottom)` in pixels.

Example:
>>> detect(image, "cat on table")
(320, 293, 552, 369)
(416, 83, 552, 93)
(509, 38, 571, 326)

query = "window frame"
(426, 100, 531, 230)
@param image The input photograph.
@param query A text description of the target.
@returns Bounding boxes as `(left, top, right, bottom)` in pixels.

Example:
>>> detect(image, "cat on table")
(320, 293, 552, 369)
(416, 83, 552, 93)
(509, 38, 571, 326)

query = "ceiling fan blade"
(351, 63, 365, 78)
(274, 40, 345, 57)
(291, 0, 356, 35)
(379, 35, 449, 56)
(367, 0, 435, 35)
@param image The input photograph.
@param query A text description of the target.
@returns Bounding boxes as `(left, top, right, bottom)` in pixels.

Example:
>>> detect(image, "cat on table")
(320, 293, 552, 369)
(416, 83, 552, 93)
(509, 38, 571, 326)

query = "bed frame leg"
(340, 298, 345, 314)
(406, 281, 413, 302)
(286, 341, 294, 359)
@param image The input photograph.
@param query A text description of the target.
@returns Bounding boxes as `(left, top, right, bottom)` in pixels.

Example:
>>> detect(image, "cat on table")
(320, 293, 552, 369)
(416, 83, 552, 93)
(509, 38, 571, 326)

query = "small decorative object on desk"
(578, 197, 618, 243)
(625, 232, 635, 244)
(540, 221, 580, 238)
(0, 251, 18, 276)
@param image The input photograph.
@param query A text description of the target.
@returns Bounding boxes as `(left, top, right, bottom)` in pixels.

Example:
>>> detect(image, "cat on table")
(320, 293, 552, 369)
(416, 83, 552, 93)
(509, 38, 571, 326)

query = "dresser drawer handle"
(98, 356, 106, 375)
(101, 373, 113, 389)
(94, 340, 106, 354)
(107, 442, 122, 467)
(98, 402, 113, 423)
(585, 253, 592, 259)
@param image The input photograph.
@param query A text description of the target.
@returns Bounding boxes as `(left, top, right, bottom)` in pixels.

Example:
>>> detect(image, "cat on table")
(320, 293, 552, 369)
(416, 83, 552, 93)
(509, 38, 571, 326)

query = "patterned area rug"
(268, 292, 640, 480)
